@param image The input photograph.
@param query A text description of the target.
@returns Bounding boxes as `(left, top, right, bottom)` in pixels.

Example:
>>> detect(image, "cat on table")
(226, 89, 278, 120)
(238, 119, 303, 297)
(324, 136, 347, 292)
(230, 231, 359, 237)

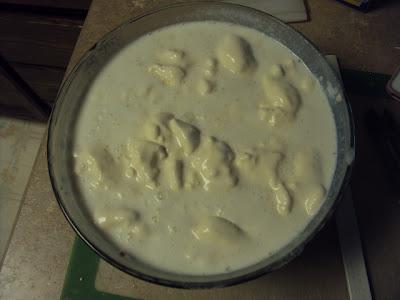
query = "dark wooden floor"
(0, 0, 92, 120)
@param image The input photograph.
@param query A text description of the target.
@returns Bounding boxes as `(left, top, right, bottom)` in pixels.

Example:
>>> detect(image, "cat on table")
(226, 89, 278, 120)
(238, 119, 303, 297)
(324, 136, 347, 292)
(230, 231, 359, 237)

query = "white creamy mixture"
(73, 22, 337, 275)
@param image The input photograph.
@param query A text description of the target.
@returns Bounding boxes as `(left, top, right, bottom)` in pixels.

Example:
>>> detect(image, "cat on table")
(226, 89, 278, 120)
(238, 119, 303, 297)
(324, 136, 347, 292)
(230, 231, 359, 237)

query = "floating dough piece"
(197, 78, 214, 96)
(259, 77, 301, 126)
(184, 167, 202, 190)
(74, 148, 121, 190)
(141, 114, 237, 191)
(283, 58, 296, 70)
(74, 153, 102, 189)
(144, 113, 174, 145)
(288, 150, 326, 215)
(190, 137, 237, 191)
(236, 148, 290, 215)
(126, 139, 167, 189)
(94, 207, 140, 227)
(204, 58, 218, 77)
(144, 123, 162, 141)
(304, 184, 326, 216)
(236, 152, 257, 168)
(300, 76, 315, 93)
(192, 216, 246, 245)
(270, 64, 285, 78)
(163, 159, 184, 190)
(127, 221, 151, 240)
(94, 208, 150, 239)
(269, 180, 292, 216)
(169, 118, 201, 155)
(258, 107, 289, 127)
(148, 64, 185, 86)
(261, 77, 300, 113)
(157, 49, 186, 65)
(216, 35, 256, 74)
(236, 148, 282, 187)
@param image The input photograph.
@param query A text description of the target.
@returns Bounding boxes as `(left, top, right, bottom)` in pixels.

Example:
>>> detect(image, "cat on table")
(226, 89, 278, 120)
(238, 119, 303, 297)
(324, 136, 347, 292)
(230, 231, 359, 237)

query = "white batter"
(73, 22, 337, 275)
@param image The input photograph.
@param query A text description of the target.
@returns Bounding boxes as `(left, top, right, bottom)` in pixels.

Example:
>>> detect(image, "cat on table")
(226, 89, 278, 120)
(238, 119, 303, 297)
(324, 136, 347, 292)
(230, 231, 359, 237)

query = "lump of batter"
(236, 149, 282, 184)
(269, 180, 292, 216)
(270, 64, 285, 78)
(74, 148, 121, 190)
(236, 148, 292, 215)
(216, 34, 256, 74)
(196, 78, 214, 96)
(203, 58, 218, 77)
(144, 115, 238, 191)
(157, 49, 186, 66)
(94, 207, 138, 227)
(183, 167, 202, 190)
(144, 114, 201, 156)
(169, 118, 201, 155)
(125, 139, 167, 189)
(190, 137, 238, 191)
(143, 113, 174, 145)
(163, 158, 184, 191)
(304, 184, 326, 216)
(148, 64, 185, 86)
(283, 58, 296, 70)
(74, 153, 102, 189)
(191, 216, 246, 245)
(287, 150, 326, 215)
(129, 114, 239, 192)
(149, 48, 188, 87)
(94, 207, 150, 240)
(300, 76, 315, 93)
(259, 77, 301, 127)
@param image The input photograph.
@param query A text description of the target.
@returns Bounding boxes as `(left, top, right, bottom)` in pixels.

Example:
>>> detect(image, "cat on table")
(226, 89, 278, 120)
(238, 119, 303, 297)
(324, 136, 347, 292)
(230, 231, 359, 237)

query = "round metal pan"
(47, 1, 354, 289)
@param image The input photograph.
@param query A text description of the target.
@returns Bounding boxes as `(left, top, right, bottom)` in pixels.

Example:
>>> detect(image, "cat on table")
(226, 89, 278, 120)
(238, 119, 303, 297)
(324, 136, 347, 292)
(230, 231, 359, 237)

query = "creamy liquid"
(73, 22, 337, 275)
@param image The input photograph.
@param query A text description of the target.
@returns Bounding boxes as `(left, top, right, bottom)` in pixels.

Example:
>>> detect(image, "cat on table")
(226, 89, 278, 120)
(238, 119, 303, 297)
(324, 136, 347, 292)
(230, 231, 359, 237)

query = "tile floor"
(0, 116, 45, 265)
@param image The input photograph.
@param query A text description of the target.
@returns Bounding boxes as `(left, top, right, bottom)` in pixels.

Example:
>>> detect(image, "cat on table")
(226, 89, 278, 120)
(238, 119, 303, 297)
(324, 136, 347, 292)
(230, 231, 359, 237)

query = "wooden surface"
(0, 71, 32, 110)
(292, 1, 400, 75)
(0, 5, 86, 117)
(67, 0, 400, 76)
(3, 0, 399, 118)
(11, 63, 65, 102)
(0, 11, 82, 68)
(0, 0, 91, 10)
(0, 1, 400, 299)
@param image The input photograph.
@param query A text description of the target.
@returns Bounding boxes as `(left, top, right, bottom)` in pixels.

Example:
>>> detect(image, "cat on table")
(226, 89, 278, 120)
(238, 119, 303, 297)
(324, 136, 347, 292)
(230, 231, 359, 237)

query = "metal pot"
(47, 2, 354, 289)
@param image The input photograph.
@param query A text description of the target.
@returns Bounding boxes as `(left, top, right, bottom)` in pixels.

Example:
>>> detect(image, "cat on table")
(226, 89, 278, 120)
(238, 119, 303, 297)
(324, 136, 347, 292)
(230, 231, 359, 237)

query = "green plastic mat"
(60, 69, 391, 300)
(61, 237, 135, 300)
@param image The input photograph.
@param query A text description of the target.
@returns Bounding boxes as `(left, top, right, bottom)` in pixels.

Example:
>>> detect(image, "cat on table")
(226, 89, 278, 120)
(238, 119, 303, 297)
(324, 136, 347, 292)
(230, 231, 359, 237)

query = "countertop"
(1, 1, 400, 299)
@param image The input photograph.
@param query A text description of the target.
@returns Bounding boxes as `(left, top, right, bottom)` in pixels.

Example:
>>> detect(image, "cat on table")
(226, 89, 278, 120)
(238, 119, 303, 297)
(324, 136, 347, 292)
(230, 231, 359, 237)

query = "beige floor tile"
(0, 199, 21, 264)
(0, 117, 45, 264)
